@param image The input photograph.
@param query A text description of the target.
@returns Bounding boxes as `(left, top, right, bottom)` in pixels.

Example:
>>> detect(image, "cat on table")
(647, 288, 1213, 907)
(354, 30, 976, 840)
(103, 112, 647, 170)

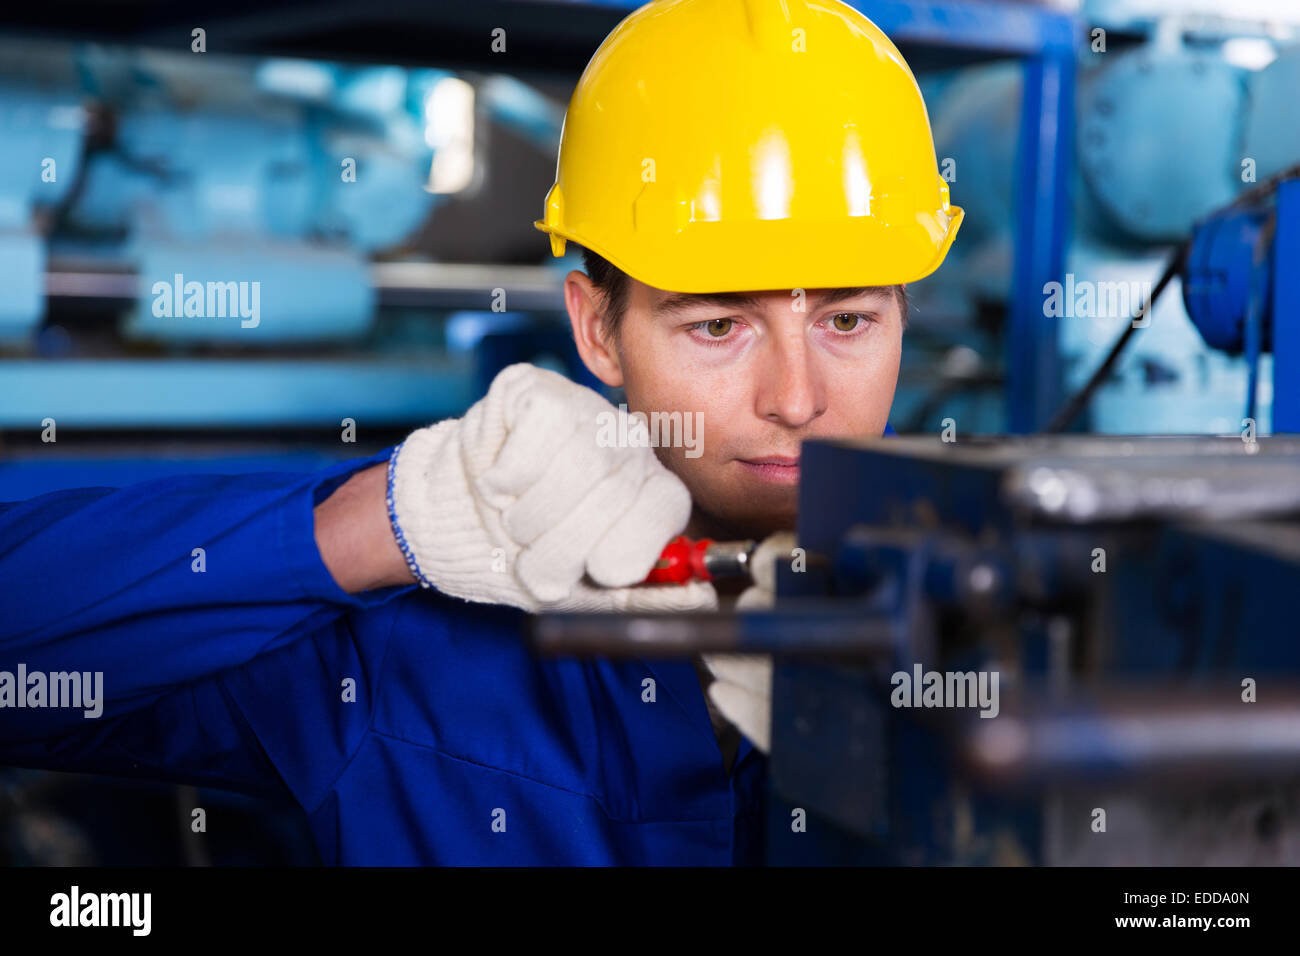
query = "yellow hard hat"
(534, 0, 963, 293)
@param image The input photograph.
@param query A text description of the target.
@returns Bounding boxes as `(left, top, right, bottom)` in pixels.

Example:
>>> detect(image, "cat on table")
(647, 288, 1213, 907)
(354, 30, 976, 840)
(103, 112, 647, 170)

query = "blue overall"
(0, 447, 764, 868)
(0, 423, 895, 865)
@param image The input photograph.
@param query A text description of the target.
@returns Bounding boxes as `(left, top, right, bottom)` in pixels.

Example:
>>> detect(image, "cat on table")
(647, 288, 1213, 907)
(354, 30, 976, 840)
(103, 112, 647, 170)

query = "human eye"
(822, 311, 877, 337)
(686, 317, 740, 346)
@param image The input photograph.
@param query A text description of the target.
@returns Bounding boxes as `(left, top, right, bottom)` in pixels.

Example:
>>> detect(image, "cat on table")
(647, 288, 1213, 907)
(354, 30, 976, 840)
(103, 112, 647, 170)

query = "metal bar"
(1272, 179, 1300, 433)
(958, 685, 1300, 787)
(0, 357, 476, 427)
(44, 261, 567, 312)
(540, 0, 1080, 57)
(370, 261, 564, 311)
(1009, 51, 1074, 433)
(528, 607, 899, 658)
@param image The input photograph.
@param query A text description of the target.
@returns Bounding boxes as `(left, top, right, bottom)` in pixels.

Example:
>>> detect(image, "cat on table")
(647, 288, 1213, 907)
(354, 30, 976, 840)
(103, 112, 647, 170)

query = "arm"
(0, 448, 415, 792)
(314, 461, 415, 594)
(0, 360, 715, 802)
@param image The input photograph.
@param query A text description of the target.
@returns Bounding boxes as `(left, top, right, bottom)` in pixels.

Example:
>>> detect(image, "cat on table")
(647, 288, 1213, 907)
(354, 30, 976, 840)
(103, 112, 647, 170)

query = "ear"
(564, 270, 624, 388)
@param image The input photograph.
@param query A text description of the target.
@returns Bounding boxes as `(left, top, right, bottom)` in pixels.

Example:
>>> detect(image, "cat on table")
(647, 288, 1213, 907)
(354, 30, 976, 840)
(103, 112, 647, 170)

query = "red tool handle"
(644, 535, 714, 584)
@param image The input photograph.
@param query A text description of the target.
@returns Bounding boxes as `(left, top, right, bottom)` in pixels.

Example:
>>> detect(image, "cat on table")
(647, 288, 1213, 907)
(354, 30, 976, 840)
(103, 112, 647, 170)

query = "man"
(0, 0, 959, 865)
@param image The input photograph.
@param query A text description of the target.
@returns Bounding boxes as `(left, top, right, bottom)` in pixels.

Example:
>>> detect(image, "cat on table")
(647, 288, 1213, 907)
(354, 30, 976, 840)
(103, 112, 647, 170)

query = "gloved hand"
(700, 531, 794, 755)
(388, 362, 717, 613)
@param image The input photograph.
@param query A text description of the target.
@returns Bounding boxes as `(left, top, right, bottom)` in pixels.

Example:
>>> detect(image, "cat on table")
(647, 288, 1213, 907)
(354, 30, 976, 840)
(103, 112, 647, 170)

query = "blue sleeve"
(883, 421, 897, 436)
(0, 446, 417, 801)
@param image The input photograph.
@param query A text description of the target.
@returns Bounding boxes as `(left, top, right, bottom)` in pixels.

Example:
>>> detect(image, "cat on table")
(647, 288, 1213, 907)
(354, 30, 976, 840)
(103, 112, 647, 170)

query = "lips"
(737, 455, 800, 483)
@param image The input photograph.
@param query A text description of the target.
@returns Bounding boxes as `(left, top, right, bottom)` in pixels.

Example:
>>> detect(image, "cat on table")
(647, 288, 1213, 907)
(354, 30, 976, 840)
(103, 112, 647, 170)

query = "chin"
(689, 500, 797, 541)
(676, 466, 799, 539)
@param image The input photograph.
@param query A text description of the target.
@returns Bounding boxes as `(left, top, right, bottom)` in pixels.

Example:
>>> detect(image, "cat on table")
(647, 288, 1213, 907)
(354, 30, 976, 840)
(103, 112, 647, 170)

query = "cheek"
(824, 338, 902, 430)
(620, 336, 745, 455)
(627, 379, 736, 465)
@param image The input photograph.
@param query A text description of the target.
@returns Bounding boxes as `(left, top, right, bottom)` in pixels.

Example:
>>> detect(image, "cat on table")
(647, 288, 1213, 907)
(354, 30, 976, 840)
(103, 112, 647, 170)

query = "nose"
(754, 329, 826, 428)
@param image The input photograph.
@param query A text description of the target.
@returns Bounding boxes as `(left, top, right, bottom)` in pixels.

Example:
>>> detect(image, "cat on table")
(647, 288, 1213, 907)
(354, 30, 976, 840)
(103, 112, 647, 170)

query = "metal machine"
(536, 435, 1300, 864)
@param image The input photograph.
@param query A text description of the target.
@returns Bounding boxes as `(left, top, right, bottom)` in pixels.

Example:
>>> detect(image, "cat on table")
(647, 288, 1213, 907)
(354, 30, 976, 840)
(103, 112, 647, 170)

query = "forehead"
(646, 285, 895, 317)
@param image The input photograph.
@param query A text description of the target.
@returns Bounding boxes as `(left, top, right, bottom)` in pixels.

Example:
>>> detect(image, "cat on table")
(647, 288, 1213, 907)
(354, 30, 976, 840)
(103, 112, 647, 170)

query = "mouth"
(736, 455, 800, 484)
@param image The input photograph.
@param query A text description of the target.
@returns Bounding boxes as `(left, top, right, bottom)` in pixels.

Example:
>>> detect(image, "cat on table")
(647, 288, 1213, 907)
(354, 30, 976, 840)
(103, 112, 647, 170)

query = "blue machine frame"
(532, 434, 1300, 863)
(1273, 180, 1299, 432)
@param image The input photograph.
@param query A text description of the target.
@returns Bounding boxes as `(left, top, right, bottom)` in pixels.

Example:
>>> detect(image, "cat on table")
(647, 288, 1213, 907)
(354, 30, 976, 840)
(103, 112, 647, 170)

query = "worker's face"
(567, 273, 902, 539)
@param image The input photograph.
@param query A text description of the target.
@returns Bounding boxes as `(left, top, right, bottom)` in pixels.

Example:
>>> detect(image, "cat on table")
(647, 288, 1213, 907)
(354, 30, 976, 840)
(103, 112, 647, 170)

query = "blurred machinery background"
(2, 0, 1297, 461)
(2, 0, 1299, 864)
(915, 0, 1300, 435)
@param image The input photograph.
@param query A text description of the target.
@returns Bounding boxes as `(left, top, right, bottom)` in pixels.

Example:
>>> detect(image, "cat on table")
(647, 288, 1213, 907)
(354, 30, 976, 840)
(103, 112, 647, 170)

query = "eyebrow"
(651, 286, 894, 317)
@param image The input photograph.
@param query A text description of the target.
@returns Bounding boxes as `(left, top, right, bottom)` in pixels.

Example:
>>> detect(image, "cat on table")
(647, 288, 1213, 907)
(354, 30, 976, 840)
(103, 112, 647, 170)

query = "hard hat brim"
(535, 205, 963, 294)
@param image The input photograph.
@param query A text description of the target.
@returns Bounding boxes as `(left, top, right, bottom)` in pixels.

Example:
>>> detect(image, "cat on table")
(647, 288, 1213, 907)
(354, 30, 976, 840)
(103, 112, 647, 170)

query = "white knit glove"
(701, 532, 795, 754)
(387, 362, 717, 613)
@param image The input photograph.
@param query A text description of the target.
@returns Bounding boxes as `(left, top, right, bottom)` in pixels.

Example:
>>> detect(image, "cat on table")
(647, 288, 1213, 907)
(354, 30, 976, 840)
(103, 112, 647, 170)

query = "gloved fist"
(388, 362, 717, 613)
(701, 531, 794, 754)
